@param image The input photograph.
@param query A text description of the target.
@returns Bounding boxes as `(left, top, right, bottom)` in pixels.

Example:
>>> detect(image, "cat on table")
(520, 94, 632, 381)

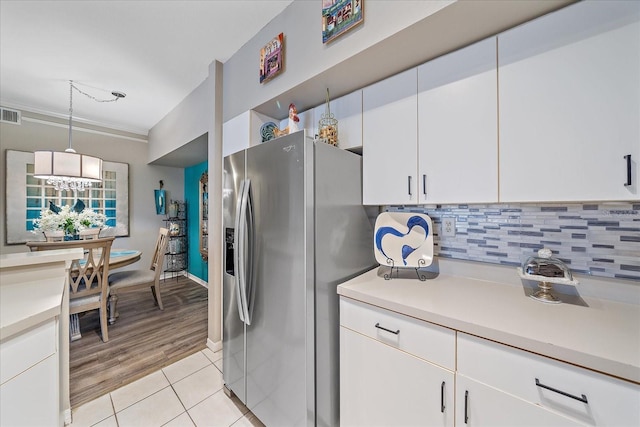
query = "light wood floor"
(69, 275, 208, 409)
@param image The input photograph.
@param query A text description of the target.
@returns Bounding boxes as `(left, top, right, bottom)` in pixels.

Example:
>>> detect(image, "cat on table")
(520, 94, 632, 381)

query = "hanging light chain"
(70, 81, 124, 103)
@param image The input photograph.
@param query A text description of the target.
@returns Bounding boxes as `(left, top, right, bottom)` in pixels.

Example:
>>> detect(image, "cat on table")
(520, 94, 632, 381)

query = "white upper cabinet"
(363, 68, 418, 205)
(223, 111, 251, 158)
(223, 110, 277, 157)
(313, 90, 363, 151)
(418, 37, 499, 204)
(498, 1, 640, 202)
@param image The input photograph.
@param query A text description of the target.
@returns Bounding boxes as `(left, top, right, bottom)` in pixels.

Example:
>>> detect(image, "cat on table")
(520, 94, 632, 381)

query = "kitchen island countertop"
(0, 248, 83, 340)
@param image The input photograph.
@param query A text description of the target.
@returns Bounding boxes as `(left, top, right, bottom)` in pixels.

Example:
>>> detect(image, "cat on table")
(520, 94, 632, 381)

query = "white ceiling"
(0, 0, 294, 136)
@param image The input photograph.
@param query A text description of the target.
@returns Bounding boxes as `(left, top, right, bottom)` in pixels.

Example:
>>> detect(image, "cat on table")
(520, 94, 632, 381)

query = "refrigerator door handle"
(237, 178, 252, 325)
(244, 179, 255, 326)
(234, 179, 248, 324)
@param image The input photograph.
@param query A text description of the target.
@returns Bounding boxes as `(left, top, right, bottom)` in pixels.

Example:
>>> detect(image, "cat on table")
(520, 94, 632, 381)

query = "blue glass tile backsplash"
(387, 202, 640, 281)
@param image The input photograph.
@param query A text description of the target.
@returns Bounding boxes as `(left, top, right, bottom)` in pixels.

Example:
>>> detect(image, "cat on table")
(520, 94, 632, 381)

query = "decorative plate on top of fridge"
(374, 212, 434, 268)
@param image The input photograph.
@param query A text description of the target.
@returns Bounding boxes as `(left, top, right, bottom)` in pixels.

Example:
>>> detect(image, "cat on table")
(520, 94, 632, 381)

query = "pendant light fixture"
(34, 80, 125, 192)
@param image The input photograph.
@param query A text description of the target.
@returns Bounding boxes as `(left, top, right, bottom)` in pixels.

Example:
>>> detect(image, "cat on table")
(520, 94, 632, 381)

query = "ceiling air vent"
(1, 107, 21, 125)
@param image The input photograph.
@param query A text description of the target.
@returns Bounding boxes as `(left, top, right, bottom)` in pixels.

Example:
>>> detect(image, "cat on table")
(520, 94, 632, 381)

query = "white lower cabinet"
(341, 327, 454, 427)
(340, 297, 456, 426)
(340, 298, 640, 427)
(0, 318, 60, 426)
(455, 374, 583, 427)
(457, 333, 640, 427)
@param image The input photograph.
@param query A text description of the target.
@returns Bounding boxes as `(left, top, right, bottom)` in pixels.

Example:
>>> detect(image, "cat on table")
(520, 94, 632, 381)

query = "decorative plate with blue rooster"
(374, 212, 434, 268)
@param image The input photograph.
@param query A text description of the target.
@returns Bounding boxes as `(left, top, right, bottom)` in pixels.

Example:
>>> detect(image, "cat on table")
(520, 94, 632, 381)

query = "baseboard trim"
(186, 272, 208, 288)
(64, 408, 72, 425)
(207, 338, 222, 352)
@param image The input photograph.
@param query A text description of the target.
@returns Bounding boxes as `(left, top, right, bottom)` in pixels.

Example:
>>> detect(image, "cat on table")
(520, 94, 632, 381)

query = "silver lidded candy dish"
(518, 248, 579, 304)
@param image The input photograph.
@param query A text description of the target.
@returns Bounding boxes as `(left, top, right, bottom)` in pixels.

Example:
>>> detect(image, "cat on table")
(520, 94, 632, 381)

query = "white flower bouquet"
(33, 204, 107, 236)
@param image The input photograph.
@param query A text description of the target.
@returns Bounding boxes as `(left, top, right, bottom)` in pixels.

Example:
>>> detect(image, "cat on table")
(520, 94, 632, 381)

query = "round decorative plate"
(260, 122, 278, 142)
(374, 212, 434, 268)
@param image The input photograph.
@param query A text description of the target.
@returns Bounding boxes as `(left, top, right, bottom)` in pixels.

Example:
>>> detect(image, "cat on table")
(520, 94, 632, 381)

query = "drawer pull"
(408, 176, 412, 196)
(464, 390, 469, 424)
(440, 381, 445, 413)
(535, 378, 588, 404)
(374, 323, 400, 335)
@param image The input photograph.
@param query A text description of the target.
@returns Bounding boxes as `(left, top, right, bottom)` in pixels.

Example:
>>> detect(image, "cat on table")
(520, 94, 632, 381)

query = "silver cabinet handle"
(535, 378, 588, 404)
(374, 322, 399, 335)
(440, 381, 445, 413)
(407, 176, 412, 196)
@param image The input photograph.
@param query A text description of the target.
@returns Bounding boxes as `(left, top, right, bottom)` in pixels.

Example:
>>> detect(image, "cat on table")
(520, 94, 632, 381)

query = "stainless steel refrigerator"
(222, 130, 375, 426)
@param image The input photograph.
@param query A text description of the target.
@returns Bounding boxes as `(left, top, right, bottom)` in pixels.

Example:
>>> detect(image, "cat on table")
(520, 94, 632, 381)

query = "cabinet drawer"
(340, 297, 455, 370)
(0, 318, 57, 385)
(458, 333, 640, 426)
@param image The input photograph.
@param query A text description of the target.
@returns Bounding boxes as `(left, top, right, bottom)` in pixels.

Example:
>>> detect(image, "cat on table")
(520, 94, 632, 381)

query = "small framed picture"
(260, 33, 284, 83)
(322, 0, 363, 44)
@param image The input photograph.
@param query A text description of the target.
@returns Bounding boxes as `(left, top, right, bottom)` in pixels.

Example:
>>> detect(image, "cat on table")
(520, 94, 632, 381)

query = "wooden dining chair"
(108, 228, 169, 324)
(26, 237, 116, 342)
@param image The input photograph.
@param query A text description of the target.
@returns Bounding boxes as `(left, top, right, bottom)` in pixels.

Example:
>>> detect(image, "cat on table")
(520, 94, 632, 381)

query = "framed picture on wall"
(322, 0, 364, 44)
(260, 32, 284, 83)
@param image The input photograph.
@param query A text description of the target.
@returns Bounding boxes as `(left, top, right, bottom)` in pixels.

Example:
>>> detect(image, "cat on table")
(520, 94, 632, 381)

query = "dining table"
(69, 248, 142, 340)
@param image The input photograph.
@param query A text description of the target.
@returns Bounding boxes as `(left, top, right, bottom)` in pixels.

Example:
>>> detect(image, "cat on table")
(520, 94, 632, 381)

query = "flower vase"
(43, 230, 65, 242)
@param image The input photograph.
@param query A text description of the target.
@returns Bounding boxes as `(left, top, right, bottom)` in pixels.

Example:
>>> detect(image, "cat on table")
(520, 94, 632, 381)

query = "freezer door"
(222, 150, 247, 404)
(245, 132, 309, 426)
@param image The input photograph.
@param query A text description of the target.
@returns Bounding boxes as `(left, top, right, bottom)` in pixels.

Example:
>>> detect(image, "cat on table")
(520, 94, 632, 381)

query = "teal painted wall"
(185, 161, 208, 282)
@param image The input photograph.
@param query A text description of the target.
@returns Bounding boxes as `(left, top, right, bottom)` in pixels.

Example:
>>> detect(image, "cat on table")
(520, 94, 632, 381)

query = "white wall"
(223, 0, 453, 122)
(148, 78, 212, 164)
(0, 115, 184, 269)
(222, 0, 572, 122)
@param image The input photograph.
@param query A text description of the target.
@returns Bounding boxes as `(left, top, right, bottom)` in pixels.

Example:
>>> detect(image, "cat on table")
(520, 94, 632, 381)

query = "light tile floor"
(70, 348, 264, 427)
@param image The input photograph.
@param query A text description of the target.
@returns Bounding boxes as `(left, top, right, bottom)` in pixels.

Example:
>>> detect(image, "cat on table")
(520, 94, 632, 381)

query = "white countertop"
(0, 278, 66, 340)
(337, 261, 640, 384)
(0, 248, 83, 268)
(0, 248, 83, 341)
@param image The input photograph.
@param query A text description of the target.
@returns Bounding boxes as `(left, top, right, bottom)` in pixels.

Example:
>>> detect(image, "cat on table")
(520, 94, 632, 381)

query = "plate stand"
(382, 258, 427, 281)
